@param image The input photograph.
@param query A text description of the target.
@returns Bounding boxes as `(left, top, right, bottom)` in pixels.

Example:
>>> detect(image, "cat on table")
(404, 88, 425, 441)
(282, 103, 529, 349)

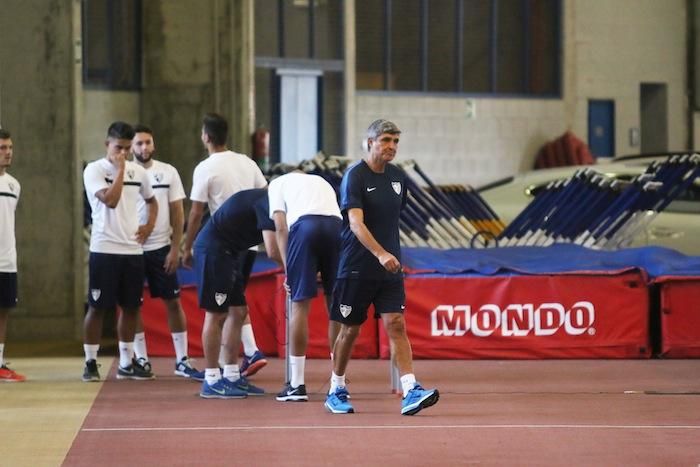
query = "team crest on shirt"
(8, 182, 16, 192)
(154, 173, 163, 183)
(339, 304, 352, 318)
(127, 169, 135, 180)
(91, 289, 101, 301)
(215, 292, 227, 306)
(392, 181, 402, 195)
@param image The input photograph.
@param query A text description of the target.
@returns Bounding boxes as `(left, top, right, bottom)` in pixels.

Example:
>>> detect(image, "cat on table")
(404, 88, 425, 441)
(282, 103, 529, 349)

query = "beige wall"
(567, 0, 687, 156)
(0, 0, 83, 340)
(81, 91, 140, 161)
(352, 0, 688, 187)
(140, 0, 254, 195)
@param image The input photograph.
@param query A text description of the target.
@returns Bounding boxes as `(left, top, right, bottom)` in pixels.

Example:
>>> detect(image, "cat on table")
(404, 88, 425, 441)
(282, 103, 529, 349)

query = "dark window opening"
(81, 0, 142, 90)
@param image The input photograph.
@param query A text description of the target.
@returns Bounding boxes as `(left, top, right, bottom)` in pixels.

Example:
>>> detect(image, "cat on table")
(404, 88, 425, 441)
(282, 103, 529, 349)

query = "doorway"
(640, 83, 668, 153)
(276, 68, 322, 165)
(588, 99, 615, 158)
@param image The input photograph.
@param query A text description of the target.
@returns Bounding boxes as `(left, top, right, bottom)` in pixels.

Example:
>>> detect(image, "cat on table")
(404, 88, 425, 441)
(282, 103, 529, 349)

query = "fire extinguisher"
(252, 126, 270, 171)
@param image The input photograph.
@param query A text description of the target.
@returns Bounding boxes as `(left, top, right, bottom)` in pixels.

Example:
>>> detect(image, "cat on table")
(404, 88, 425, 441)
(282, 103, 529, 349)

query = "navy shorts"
(330, 278, 405, 326)
(88, 253, 145, 310)
(194, 236, 256, 312)
(0, 272, 18, 308)
(287, 215, 341, 301)
(144, 246, 180, 299)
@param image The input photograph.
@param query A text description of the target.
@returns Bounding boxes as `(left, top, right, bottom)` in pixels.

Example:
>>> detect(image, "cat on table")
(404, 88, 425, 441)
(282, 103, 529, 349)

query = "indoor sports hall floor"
(2, 344, 700, 466)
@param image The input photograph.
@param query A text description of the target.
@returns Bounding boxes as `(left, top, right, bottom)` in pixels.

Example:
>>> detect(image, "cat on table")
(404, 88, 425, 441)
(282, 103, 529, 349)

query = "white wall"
(567, 0, 687, 155)
(352, 0, 688, 187)
(355, 95, 567, 187)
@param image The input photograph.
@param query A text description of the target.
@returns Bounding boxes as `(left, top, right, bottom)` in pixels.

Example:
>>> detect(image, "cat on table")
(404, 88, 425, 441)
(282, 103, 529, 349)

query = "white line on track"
(82, 424, 700, 432)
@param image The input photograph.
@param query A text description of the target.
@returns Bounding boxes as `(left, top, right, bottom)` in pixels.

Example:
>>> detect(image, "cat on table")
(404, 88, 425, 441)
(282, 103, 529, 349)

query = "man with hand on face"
(131, 124, 202, 380)
(82, 121, 158, 382)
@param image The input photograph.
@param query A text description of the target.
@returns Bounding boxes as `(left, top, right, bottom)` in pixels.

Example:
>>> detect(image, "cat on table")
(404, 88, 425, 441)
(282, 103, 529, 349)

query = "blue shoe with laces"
(240, 350, 267, 377)
(400, 383, 439, 416)
(325, 387, 354, 414)
(227, 376, 265, 396)
(174, 357, 205, 381)
(200, 378, 247, 399)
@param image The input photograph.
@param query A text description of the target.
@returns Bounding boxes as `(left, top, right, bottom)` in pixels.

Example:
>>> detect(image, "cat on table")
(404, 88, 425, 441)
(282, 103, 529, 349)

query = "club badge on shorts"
(339, 304, 352, 318)
(392, 181, 402, 195)
(215, 292, 227, 306)
(91, 289, 101, 301)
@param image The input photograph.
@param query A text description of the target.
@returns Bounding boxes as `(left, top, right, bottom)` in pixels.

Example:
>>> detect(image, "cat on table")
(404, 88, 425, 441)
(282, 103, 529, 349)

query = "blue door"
(588, 100, 615, 158)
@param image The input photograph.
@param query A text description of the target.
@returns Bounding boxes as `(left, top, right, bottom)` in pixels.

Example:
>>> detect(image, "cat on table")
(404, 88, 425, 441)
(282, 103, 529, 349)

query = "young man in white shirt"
(183, 112, 269, 378)
(0, 128, 25, 382)
(268, 171, 342, 401)
(131, 124, 202, 380)
(82, 122, 158, 382)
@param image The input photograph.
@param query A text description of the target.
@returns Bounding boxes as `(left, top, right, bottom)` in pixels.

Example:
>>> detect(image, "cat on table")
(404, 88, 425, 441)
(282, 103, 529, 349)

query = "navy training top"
(204, 188, 274, 252)
(337, 160, 407, 280)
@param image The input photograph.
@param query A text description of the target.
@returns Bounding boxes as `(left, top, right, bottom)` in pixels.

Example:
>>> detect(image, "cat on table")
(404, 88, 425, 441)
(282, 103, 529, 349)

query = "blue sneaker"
(401, 383, 439, 416)
(325, 387, 354, 414)
(240, 350, 267, 377)
(174, 357, 205, 381)
(200, 379, 247, 399)
(227, 376, 265, 396)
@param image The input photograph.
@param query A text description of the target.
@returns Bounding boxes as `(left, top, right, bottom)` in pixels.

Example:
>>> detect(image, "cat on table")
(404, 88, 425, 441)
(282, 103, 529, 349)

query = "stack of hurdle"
(398, 160, 506, 249)
(496, 154, 700, 249)
(291, 153, 506, 249)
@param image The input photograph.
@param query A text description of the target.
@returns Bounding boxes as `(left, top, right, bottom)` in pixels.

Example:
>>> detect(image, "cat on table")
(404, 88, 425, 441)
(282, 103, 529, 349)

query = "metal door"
(588, 99, 615, 158)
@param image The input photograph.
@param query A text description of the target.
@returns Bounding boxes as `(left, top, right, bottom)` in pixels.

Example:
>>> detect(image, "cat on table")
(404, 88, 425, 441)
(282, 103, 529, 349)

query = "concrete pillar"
(0, 0, 83, 340)
(141, 0, 255, 194)
(344, 0, 357, 157)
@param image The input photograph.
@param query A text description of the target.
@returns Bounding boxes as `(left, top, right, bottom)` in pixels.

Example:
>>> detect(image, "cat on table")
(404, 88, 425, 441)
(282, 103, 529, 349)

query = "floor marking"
(82, 424, 700, 432)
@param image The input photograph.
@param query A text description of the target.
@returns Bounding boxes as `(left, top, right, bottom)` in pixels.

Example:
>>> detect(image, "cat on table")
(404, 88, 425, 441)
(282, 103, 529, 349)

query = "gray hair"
(366, 119, 401, 140)
(363, 119, 401, 151)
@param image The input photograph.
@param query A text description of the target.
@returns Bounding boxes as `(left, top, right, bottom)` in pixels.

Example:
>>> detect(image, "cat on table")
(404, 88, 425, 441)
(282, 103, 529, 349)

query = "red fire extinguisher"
(252, 126, 270, 171)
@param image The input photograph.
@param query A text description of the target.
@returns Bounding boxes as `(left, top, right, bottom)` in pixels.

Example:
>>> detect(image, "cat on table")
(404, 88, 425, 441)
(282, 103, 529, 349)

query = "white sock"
(241, 324, 258, 356)
(290, 355, 306, 388)
(205, 368, 221, 385)
(0, 343, 5, 366)
(171, 331, 188, 362)
(400, 373, 417, 397)
(134, 332, 148, 361)
(118, 342, 134, 368)
(223, 364, 240, 382)
(329, 371, 345, 394)
(83, 344, 99, 362)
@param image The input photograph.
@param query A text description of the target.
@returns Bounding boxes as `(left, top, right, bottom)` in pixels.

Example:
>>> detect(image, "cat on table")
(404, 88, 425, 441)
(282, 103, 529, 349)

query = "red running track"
(64, 358, 700, 466)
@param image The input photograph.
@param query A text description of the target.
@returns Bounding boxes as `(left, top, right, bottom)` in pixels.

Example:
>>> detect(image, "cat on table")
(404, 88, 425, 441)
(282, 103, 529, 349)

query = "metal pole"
(390, 351, 401, 395)
(285, 293, 292, 383)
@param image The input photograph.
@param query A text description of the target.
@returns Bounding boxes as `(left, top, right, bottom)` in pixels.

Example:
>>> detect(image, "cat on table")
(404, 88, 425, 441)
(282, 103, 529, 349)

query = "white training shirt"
(268, 172, 341, 227)
(190, 150, 267, 214)
(84, 158, 155, 255)
(0, 172, 20, 272)
(138, 160, 186, 251)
